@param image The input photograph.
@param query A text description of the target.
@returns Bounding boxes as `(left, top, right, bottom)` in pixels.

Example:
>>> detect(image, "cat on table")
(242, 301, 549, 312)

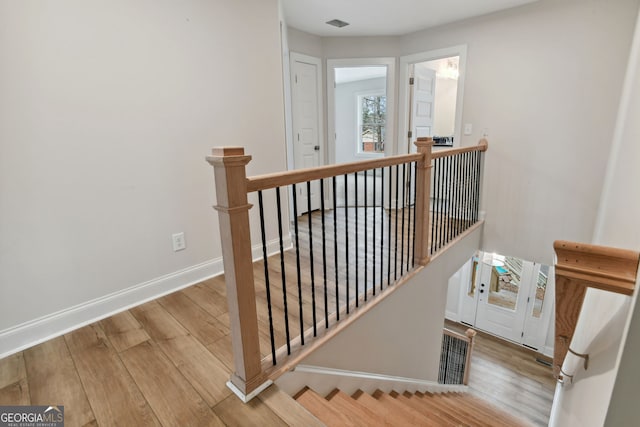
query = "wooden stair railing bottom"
(553, 240, 640, 379)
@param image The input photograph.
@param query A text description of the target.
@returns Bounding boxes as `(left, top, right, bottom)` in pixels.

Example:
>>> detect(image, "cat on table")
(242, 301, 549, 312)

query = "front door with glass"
(458, 252, 554, 350)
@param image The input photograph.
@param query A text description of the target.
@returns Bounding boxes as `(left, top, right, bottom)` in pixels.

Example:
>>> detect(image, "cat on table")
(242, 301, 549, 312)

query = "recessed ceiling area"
(282, 0, 538, 37)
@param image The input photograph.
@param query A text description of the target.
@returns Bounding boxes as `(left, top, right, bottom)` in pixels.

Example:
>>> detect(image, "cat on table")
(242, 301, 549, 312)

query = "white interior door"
(291, 54, 322, 214)
(408, 64, 436, 153)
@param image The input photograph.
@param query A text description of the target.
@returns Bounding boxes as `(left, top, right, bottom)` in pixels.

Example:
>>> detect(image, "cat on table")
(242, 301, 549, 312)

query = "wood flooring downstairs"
(0, 274, 555, 426)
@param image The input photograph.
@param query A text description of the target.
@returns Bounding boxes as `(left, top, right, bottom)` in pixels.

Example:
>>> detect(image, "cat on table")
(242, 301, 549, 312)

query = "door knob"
(481, 283, 485, 287)
(480, 289, 484, 293)
(314, 145, 320, 151)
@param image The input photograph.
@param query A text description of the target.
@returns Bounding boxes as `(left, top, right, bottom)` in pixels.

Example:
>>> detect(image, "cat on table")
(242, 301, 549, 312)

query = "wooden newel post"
(463, 328, 477, 385)
(206, 147, 266, 400)
(413, 137, 434, 266)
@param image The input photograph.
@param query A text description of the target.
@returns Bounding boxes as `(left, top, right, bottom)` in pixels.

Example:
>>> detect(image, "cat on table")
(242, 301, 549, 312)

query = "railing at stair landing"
(207, 137, 488, 400)
(552, 241, 640, 383)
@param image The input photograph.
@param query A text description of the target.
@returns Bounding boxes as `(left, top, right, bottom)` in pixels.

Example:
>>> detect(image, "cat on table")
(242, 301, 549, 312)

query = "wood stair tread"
(395, 391, 460, 427)
(294, 387, 359, 427)
(294, 386, 531, 427)
(351, 389, 402, 426)
(372, 389, 436, 426)
(326, 389, 379, 427)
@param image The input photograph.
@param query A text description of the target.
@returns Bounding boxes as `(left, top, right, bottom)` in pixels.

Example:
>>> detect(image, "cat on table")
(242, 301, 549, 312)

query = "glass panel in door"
(533, 264, 549, 318)
(485, 254, 523, 311)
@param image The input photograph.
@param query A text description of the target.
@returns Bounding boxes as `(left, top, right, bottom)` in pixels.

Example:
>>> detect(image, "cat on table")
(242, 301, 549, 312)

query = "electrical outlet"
(172, 232, 186, 251)
(464, 123, 473, 135)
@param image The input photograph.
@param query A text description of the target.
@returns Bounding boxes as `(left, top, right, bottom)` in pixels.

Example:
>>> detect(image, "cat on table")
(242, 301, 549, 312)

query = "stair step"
(294, 387, 360, 427)
(351, 389, 401, 426)
(394, 391, 459, 427)
(326, 389, 379, 427)
(412, 391, 472, 426)
(372, 389, 437, 426)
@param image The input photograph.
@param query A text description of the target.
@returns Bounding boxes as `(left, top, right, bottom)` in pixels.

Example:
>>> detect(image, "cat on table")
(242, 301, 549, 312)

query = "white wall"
(0, 0, 287, 355)
(550, 4, 640, 426)
(298, 226, 482, 380)
(288, 0, 639, 265)
(401, 0, 639, 265)
(334, 77, 386, 164)
(287, 27, 323, 59)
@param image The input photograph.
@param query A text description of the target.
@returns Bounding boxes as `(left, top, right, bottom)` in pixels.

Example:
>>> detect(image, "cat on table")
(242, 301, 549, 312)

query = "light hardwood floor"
(445, 320, 556, 426)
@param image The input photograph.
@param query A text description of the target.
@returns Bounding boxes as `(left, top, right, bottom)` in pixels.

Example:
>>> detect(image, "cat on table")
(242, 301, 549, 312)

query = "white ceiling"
(281, 0, 538, 37)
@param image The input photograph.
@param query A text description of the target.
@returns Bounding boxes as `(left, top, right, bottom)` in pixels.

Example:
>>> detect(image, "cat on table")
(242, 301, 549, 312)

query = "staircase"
(294, 387, 529, 427)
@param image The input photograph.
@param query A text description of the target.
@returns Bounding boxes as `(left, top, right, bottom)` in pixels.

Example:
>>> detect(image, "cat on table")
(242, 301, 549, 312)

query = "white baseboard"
(276, 364, 468, 397)
(0, 236, 291, 359)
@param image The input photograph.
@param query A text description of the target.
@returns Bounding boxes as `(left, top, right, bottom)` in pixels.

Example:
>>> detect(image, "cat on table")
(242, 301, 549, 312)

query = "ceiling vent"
(326, 19, 350, 28)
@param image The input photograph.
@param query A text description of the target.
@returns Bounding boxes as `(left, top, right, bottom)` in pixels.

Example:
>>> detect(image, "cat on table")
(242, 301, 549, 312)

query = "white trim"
(398, 45, 467, 153)
(0, 237, 291, 359)
(276, 364, 468, 397)
(227, 379, 273, 403)
(327, 57, 396, 162)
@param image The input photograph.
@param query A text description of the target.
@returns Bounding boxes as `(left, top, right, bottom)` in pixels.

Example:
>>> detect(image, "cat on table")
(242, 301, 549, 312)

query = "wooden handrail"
(553, 240, 640, 379)
(443, 327, 473, 343)
(246, 152, 422, 193)
(432, 138, 488, 159)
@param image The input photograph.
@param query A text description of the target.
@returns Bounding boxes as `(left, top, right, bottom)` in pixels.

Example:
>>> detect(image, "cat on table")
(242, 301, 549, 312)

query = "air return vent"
(326, 19, 349, 28)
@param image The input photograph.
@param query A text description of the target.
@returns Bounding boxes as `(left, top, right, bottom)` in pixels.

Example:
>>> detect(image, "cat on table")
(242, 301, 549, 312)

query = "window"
(358, 93, 386, 154)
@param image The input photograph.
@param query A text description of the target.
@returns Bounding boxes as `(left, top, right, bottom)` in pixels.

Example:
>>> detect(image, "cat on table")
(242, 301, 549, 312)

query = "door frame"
(327, 57, 396, 163)
(398, 45, 467, 153)
(289, 52, 324, 214)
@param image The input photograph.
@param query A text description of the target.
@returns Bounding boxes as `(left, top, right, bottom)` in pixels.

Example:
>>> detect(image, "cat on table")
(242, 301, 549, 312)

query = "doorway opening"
(399, 45, 467, 154)
(447, 251, 555, 356)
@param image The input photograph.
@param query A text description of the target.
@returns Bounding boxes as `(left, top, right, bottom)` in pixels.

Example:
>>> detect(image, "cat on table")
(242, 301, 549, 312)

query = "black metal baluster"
(431, 159, 438, 255)
(438, 157, 445, 250)
(291, 184, 304, 345)
(380, 167, 385, 292)
(344, 174, 349, 314)
(462, 152, 468, 231)
(475, 151, 482, 222)
(400, 163, 406, 276)
(435, 158, 441, 251)
(258, 191, 276, 365)
(355, 172, 359, 307)
(406, 162, 412, 271)
(364, 169, 368, 301)
(446, 156, 452, 246)
(466, 152, 472, 229)
(394, 165, 400, 281)
(451, 155, 458, 241)
(452, 154, 460, 239)
(411, 162, 417, 268)
(275, 188, 291, 354)
(332, 177, 339, 321)
(387, 166, 392, 286)
(372, 168, 377, 296)
(306, 181, 317, 337)
(320, 180, 329, 329)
